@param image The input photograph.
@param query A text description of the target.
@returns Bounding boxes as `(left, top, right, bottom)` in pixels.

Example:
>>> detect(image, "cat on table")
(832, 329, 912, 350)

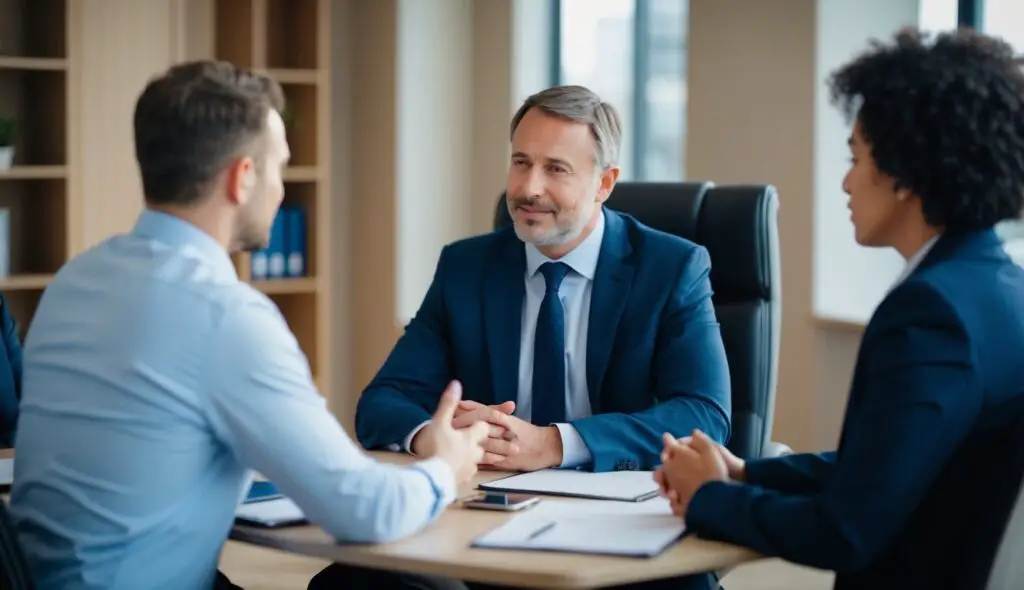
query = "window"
(553, 0, 688, 181)
(981, 0, 1024, 54)
(970, 0, 1024, 248)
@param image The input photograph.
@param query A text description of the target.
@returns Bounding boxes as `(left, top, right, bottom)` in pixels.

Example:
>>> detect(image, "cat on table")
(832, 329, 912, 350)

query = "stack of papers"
(478, 469, 660, 502)
(472, 497, 685, 557)
(235, 497, 307, 528)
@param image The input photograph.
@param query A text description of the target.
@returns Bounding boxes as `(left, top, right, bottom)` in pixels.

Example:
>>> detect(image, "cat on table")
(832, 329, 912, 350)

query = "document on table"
(472, 497, 685, 558)
(478, 468, 660, 502)
(235, 497, 308, 528)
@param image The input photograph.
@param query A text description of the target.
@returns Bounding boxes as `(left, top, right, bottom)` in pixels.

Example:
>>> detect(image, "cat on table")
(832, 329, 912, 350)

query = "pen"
(526, 521, 557, 541)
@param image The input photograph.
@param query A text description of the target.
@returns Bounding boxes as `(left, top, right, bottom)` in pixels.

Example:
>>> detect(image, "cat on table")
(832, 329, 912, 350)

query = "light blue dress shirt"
(403, 210, 606, 468)
(9, 210, 456, 590)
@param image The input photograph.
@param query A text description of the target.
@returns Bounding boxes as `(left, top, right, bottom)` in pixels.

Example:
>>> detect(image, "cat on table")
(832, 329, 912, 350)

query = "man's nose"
(523, 167, 545, 197)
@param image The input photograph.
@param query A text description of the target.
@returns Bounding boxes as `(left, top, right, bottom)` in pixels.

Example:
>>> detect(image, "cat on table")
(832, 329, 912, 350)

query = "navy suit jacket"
(356, 209, 732, 472)
(0, 293, 22, 448)
(686, 230, 1024, 589)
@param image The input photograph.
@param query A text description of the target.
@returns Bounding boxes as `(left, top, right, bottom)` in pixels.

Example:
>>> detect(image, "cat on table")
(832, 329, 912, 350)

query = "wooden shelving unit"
(213, 0, 332, 397)
(0, 0, 70, 340)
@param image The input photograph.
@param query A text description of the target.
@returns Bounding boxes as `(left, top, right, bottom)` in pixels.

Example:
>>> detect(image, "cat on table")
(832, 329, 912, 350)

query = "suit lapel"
(484, 234, 526, 406)
(586, 211, 634, 412)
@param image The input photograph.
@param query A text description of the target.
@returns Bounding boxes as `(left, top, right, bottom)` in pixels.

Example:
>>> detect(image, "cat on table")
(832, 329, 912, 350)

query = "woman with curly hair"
(656, 27, 1024, 590)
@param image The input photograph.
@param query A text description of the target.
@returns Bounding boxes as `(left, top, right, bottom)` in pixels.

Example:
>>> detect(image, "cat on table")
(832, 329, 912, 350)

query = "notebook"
(479, 469, 661, 502)
(235, 497, 307, 528)
(472, 496, 685, 557)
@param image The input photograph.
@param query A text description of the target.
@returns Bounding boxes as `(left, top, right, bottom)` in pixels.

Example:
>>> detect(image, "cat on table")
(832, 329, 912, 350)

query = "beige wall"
(70, 0, 908, 451)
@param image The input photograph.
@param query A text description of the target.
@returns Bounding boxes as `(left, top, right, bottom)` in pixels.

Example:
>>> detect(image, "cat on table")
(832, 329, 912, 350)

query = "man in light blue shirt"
(8, 60, 488, 590)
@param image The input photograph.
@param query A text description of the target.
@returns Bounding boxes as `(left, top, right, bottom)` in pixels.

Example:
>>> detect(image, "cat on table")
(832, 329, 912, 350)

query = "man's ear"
(226, 157, 256, 206)
(596, 166, 620, 204)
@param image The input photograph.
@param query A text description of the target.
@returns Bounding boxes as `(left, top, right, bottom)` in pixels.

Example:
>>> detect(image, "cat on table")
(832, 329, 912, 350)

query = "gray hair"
(509, 85, 623, 170)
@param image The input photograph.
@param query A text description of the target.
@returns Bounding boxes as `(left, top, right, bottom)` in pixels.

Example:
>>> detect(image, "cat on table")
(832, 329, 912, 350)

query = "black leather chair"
(0, 500, 33, 590)
(494, 182, 784, 460)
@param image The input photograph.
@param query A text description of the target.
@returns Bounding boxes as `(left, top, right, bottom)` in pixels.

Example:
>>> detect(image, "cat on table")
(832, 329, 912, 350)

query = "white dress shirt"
(894, 235, 939, 286)
(11, 210, 455, 590)
(404, 210, 606, 468)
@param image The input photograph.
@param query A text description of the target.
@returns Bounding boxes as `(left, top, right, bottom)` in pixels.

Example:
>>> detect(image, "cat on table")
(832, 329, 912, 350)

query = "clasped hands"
(654, 429, 745, 519)
(413, 389, 563, 471)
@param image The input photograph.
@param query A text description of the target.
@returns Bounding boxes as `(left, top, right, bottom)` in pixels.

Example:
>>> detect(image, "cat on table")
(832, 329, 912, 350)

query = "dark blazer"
(686, 229, 1024, 589)
(356, 209, 732, 472)
(0, 293, 22, 448)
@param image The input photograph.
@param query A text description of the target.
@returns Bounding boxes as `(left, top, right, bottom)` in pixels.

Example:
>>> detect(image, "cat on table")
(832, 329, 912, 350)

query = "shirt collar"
(131, 209, 237, 279)
(525, 208, 606, 280)
(894, 234, 939, 286)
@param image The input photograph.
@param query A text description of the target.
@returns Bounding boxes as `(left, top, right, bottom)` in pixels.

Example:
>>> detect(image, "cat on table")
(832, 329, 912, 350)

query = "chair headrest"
(494, 182, 780, 301)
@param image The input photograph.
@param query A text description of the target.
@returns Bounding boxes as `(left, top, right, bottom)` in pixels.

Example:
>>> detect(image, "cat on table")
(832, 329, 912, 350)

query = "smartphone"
(244, 481, 284, 504)
(462, 492, 541, 512)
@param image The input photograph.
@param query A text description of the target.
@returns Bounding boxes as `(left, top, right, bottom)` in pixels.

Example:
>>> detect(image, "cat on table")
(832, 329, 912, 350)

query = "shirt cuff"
(408, 456, 458, 516)
(554, 423, 592, 468)
(403, 420, 432, 454)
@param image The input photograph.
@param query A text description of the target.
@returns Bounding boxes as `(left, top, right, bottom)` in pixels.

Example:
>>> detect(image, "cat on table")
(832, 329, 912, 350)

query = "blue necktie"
(532, 261, 570, 426)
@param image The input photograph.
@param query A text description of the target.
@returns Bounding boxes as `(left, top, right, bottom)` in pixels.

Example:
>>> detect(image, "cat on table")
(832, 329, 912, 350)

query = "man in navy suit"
(311, 86, 730, 589)
(658, 28, 1024, 590)
(356, 84, 731, 476)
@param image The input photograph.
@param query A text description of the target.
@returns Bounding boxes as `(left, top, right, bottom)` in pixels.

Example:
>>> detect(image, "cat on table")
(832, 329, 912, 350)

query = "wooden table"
(230, 452, 763, 589)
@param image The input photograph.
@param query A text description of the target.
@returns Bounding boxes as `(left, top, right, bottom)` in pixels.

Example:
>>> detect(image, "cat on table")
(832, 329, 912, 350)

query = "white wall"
(395, 0, 474, 323)
(811, 0, 919, 325)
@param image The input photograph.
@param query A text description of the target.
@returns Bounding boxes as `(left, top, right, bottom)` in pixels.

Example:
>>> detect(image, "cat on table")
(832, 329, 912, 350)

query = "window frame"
(549, 0, 666, 180)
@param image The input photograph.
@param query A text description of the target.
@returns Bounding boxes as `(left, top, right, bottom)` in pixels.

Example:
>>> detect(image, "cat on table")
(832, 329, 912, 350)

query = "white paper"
(0, 457, 11, 486)
(479, 469, 660, 502)
(235, 497, 306, 527)
(472, 497, 685, 557)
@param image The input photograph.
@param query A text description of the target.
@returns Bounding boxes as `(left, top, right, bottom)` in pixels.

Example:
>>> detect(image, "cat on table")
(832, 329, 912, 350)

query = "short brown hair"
(133, 60, 285, 206)
(510, 85, 622, 169)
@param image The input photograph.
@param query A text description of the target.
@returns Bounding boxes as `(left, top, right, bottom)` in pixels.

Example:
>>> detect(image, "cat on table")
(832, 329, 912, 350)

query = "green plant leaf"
(0, 118, 16, 147)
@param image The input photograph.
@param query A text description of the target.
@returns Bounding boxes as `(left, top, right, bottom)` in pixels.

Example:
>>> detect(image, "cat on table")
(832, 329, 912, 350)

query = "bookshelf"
(213, 0, 332, 396)
(0, 0, 70, 340)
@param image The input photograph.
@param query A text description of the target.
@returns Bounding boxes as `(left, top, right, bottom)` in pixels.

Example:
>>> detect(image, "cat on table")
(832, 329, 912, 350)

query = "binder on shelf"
(267, 210, 287, 279)
(0, 208, 9, 279)
(284, 206, 306, 278)
(251, 248, 269, 281)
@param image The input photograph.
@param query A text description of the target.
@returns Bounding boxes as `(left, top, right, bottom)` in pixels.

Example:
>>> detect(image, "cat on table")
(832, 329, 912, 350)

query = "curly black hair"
(828, 27, 1024, 232)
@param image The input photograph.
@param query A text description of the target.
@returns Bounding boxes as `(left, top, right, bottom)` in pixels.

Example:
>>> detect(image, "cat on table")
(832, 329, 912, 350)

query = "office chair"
(494, 182, 786, 460)
(0, 500, 32, 590)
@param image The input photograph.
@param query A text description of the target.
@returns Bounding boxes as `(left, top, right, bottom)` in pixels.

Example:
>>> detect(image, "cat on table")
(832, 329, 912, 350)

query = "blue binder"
(266, 210, 287, 279)
(284, 206, 307, 277)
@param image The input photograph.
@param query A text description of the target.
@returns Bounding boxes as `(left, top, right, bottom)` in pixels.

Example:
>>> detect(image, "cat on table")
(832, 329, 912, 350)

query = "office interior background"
(2, 0, 1022, 587)
(3, 0, 1024, 451)
(2, 0, 1023, 453)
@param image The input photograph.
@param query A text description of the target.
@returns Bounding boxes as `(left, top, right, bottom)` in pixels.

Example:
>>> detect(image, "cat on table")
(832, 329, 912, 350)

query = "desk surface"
(231, 452, 763, 589)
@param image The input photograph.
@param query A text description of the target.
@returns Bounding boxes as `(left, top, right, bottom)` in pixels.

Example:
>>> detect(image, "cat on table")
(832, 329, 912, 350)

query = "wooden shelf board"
(0, 57, 68, 71)
(0, 166, 67, 180)
(264, 68, 319, 85)
(251, 277, 319, 295)
(284, 167, 319, 182)
(0, 274, 54, 291)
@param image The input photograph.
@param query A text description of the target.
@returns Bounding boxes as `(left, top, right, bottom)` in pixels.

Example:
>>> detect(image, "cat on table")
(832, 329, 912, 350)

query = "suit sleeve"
(573, 245, 731, 472)
(743, 452, 837, 494)
(355, 247, 455, 450)
(684, 282, 980, 572)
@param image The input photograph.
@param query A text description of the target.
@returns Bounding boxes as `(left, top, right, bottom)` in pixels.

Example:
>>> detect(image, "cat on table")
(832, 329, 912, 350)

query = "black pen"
(526, 521, 557, 541)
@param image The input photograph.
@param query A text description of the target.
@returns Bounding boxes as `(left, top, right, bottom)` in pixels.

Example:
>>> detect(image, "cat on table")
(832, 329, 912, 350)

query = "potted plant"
(0, 118, 15, 171)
